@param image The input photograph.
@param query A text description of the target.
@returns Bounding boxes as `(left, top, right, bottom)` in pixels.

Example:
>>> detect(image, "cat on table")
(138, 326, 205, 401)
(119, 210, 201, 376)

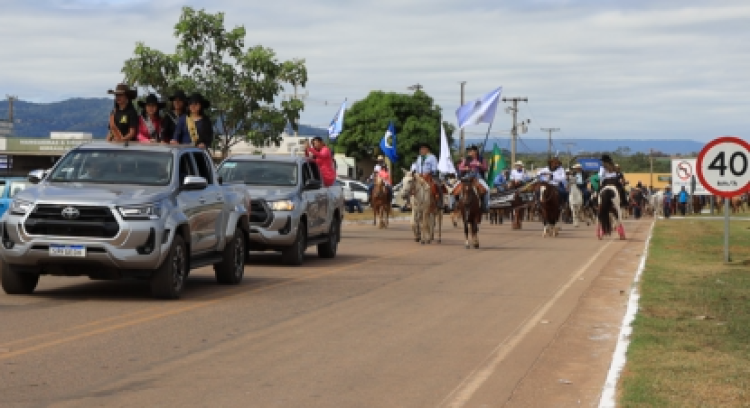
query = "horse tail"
(599, 188, 614, 235)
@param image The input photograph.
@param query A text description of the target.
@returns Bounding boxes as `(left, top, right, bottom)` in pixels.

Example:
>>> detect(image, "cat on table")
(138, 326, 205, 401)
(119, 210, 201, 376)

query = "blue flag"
(379, 122, 398, 163)
(456, 86, 503, 129)
(328, 100, 346, 140)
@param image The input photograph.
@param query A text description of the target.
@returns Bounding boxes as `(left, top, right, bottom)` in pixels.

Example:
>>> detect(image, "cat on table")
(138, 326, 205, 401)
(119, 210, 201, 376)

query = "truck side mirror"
(304, 179, 322, 190)
(28, 169, 46, 184)
(182, 176, 208, 190)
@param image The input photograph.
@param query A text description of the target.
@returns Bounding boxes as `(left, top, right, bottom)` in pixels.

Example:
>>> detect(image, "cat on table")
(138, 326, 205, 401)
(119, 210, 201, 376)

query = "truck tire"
(150, 235, 187, 299)
(1, 262, 39, 295)
(281, 222, 306, 266)
(214, 229, 245, 285)
(317, 216, 340, 259)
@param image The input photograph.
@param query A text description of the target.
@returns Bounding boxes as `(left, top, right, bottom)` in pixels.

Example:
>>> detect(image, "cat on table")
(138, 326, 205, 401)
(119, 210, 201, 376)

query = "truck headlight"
(118, 203, 162, 220)
(10, 199, 34, 216)
(268, 200, 294, 211)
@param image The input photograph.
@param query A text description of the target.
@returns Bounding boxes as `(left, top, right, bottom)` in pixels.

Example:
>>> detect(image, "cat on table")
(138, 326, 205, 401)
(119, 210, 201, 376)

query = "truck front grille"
(249, 200, 273, 227)
(24, 205, 120, 238)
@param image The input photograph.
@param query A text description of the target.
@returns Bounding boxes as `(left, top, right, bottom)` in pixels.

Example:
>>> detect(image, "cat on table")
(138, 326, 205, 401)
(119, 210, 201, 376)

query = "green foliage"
(121, 6, 307, 154)
(515, 151, 671, 173)
(336, 90, 454, 179)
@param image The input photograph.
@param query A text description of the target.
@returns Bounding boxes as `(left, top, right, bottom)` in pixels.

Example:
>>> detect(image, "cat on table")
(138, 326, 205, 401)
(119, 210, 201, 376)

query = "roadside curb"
(598, 221, 656, 407)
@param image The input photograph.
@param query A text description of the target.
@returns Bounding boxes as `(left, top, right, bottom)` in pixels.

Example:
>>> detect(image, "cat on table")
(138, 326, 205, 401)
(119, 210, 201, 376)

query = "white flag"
(455, 86, 502, 129)
(437, 118, 456, 174)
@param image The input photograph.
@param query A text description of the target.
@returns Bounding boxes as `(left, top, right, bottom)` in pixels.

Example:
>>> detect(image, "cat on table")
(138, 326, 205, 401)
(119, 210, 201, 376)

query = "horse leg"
(412, 209, 420, 242)
(472, 221, 479, 248)
(463, 209, 470, 249)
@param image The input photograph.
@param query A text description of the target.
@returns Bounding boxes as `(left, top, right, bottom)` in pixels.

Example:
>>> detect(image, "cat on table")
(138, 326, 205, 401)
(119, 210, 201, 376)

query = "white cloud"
(1, 0, 748, 141)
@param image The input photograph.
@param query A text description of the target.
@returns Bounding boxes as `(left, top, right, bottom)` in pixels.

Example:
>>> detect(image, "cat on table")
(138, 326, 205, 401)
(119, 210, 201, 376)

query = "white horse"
(568, 183, 593, 227)
(401, 170, 442, 244)
(650, 191, 664, 218)
(597, 185, 625, 240)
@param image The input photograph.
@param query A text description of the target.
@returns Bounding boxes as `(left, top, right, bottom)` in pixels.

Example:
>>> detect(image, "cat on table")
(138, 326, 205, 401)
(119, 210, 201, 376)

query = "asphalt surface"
(0, 216, 650, 408)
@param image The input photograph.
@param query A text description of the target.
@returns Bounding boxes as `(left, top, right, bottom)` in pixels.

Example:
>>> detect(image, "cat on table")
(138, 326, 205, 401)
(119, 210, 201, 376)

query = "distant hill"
(0, 98, 329, 139)
(0, 98, 704, 154)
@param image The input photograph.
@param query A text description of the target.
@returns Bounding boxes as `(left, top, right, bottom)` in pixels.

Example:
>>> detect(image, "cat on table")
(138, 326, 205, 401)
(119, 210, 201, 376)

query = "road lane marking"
(0, 247, 423, 361)
(439, 239, 618, 408)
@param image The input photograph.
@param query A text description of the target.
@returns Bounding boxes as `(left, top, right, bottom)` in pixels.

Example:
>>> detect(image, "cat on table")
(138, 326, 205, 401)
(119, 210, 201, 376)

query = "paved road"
(0, 217, 650, 407)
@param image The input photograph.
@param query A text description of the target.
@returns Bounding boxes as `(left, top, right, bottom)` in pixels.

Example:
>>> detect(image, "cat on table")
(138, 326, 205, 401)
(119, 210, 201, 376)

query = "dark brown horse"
(458, 176, 483, 248)
(537, 182, 561, 237)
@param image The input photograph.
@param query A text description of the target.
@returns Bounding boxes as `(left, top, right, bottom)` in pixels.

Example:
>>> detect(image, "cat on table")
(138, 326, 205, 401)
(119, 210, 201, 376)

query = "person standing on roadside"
(106, 84, 138, 142)
(663, 186, 672, 218)
(161, 90, 187, 145)
(678, 186, 689, 216)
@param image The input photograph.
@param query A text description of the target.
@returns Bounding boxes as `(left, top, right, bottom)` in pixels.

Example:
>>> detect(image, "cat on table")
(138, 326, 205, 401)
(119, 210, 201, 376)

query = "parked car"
(0, 143, 251, 299)
(217, 155, 345, 266)
(337, 178, 369, 204)
(0, 177, 32, 217)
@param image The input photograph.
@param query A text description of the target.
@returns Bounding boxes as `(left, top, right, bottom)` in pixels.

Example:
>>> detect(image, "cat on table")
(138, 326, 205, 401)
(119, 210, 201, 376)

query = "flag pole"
(479, 121, 494, 157)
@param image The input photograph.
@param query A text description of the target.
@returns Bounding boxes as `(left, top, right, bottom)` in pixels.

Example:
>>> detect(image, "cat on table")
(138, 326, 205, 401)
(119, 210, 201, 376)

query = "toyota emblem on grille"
(61, 206, 80, 220)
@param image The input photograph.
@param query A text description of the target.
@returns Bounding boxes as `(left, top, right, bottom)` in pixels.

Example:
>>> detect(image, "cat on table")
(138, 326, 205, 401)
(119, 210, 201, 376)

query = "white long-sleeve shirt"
(598, 166, 618, 181)
(510, 169, 528, 182)
(550, 167, 567, 187)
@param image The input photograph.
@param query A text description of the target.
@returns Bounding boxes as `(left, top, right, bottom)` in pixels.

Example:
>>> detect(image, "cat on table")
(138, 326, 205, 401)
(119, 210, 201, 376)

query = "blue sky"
(1, 0, 749, 141)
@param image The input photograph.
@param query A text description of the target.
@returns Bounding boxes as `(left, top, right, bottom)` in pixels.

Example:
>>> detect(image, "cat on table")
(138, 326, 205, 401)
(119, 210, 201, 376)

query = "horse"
(731, 196, 744, 213)
(401, 170, 442, 244)
(650, 191, 664, 218)
(597, 185, 626, 240)
(370, 176, 391, 229)
(568, 183, 592, 227)
(457, 175, 483, 248)
(537, 182, 562, 237)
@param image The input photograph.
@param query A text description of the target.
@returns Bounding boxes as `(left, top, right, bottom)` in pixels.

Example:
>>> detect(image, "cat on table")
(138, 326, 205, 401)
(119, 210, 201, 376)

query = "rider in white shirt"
(598, 154, 628, 207)
(548, 157, 568, 205)
(509, 161, 529, 187)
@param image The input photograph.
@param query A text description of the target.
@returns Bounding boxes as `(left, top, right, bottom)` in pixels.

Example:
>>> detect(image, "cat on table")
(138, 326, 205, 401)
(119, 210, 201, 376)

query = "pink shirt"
(305, 146, 336, 187)
(137, 115, 162, 143)
(458, 158, 488, 173)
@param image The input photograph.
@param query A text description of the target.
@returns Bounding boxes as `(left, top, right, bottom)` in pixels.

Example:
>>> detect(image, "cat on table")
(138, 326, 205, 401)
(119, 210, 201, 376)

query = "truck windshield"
(218, 161, 297, 187)
(48, 150, 173, 186)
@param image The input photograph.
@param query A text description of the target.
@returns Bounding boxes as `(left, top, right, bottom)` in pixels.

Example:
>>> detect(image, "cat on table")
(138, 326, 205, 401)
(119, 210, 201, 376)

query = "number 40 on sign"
(697, 137, 750, 198)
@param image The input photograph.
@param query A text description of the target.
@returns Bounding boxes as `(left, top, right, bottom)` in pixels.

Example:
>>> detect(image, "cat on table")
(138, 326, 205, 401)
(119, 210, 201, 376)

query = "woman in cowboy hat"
(106, 83, 139, 142)
(161, 90, 187, 144)
(136, 94, 166, 143)
(172, 92, 215, 148)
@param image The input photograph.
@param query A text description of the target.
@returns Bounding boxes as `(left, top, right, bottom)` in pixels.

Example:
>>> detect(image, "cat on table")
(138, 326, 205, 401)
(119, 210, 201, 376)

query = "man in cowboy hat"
(107, 83, 138, 142)
(508, 160, 529, 188)
(162, 90, 187, 144)
(410, 143, 441, 198)
(549, 156, 569, 206)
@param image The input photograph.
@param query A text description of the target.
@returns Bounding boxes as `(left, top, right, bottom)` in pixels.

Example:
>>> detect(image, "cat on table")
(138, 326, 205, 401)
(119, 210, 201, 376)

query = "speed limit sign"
(696, 136, 750, 198)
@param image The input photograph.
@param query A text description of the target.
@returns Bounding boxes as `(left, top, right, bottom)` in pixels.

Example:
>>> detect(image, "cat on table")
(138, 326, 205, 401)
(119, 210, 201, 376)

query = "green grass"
(620, 220, 750, 407)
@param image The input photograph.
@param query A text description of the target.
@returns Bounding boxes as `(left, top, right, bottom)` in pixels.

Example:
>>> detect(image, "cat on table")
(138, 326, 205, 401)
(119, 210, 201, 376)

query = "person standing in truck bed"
(172, 93, 215, 149)
(304, 136, 336, 187)
(106, 83, 139, 142)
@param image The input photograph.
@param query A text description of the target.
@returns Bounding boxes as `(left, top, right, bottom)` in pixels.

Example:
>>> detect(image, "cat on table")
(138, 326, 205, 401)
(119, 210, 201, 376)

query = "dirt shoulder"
(503, 219, 653, 407)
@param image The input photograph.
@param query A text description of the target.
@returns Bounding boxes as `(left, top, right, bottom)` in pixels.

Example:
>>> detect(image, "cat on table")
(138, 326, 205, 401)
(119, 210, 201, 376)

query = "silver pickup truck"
(217, 155, 344, 266)
(0, 142, 251, 299)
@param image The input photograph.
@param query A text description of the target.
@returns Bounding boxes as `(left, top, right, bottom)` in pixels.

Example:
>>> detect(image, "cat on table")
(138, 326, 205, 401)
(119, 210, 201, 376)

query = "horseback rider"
(509, 161, 529, 189)
(457, 145, 490, 213)
(549, 157, 569, 208)
(598, 154, 628, 207)
(410, 143, 441, 199)
(367, 163, 393, 201)
(571, 163, 591, 205)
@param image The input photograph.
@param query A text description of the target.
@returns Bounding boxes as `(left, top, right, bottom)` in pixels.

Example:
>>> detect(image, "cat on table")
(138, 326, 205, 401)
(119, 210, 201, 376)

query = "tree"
(336, 90, 454, 179)
(121, 7, 307, 156)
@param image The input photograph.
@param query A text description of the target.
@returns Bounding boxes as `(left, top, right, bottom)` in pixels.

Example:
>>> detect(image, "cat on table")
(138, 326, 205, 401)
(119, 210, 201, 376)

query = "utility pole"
(649, 148, 654, 191)
(6, 95, 17, 123)
(502, 97, 528, 166)
(284, 86, 308, 137)
(407, 83, 424, 92)
(541, 127, 560, 159)
(562, 142, 577, 168)
(459, 81, 466, 157)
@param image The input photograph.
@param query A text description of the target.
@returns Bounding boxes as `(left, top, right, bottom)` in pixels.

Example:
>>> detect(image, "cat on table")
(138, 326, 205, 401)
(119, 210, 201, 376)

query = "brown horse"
(458, 176, 483, 249)
(537, 182, 561, 237)
(371, 176, 391, 228)
(731, 196, 744, 214)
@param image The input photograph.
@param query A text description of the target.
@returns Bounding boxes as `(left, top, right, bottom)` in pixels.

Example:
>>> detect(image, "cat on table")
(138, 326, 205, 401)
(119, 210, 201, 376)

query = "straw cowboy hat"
(137, 94, 166, 110)
(377, 155, 385, 160)
(572, 163, 582, 169)
(514, 161, 524, 167)
(107, 83, 137, 99)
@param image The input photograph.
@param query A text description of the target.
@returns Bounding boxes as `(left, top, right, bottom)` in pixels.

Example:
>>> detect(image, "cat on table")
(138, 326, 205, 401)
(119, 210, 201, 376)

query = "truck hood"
(242, 186, 297, 202)
(15, 183, 173, 206)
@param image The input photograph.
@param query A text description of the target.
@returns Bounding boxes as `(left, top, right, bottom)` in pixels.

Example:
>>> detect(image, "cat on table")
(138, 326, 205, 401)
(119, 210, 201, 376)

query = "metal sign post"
(696, 136, 750, 263)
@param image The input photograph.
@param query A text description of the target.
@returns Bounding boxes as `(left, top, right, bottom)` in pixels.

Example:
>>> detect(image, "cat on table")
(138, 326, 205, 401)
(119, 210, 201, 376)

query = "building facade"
(0, 120, 12, 137)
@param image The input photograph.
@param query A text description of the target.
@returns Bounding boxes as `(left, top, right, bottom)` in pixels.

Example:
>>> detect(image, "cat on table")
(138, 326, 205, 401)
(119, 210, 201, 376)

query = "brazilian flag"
(487, 144, 505, 187)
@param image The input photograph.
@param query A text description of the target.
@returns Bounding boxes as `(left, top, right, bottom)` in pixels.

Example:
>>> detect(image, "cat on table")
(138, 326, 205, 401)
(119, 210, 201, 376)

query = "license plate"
(49, 244, 86, 257)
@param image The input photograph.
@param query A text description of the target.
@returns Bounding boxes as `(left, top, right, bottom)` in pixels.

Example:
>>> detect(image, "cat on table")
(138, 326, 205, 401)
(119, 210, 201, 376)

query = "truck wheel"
(1, 262, 39, 295)
(281, 222, 306, 266)
(317, 216, 340, 259)
(214, 229, 245, 285)
(150, 235, 187, 299)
